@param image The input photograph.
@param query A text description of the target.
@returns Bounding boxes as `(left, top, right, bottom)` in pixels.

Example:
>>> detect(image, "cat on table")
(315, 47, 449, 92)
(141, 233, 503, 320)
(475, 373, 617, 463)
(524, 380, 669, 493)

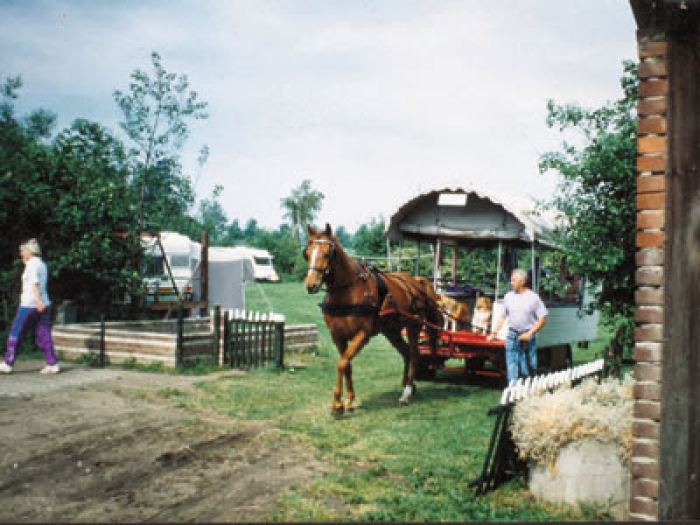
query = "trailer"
(141, 232, 254, 315)
(384, 185, 600, 383)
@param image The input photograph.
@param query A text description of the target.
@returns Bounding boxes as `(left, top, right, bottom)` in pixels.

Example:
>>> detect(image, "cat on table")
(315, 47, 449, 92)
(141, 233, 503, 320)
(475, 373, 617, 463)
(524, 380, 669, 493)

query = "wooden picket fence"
(212, 308, 286, 370)
(471, 359, 606, 495)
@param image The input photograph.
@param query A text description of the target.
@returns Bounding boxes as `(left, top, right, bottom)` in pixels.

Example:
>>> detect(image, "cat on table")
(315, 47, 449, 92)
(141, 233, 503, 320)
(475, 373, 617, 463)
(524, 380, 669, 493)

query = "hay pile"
(511, 375, 634, 471)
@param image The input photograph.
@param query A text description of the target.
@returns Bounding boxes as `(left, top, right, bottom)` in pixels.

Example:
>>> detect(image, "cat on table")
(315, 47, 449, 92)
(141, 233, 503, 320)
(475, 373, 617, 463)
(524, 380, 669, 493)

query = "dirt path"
(0, 360, 330, 522)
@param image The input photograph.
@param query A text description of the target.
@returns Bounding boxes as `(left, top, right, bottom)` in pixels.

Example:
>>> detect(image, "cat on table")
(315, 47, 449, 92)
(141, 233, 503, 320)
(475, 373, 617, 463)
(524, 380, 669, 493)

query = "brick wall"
(631, 30, 667, 522)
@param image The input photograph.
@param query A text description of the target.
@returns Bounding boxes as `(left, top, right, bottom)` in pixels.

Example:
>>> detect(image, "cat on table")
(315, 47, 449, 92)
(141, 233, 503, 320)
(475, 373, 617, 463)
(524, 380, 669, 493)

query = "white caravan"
(225, 247, 280, 282)
(141, 233, 261, 309)
(142, 231, 201, 301)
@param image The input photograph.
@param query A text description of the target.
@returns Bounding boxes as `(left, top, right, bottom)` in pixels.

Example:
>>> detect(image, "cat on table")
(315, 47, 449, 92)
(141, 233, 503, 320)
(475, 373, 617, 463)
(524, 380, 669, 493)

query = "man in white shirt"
(488, 268, 547, 382)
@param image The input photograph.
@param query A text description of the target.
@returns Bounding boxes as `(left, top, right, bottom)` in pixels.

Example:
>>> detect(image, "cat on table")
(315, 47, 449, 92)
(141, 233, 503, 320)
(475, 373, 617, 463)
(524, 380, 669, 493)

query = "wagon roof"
(383, 185, 560, 248)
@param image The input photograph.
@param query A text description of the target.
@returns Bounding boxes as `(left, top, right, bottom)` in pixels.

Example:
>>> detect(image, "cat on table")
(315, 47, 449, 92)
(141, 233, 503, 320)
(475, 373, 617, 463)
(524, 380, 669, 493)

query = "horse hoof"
(398, 397, 409, 406)
(331, 406, 344, 418)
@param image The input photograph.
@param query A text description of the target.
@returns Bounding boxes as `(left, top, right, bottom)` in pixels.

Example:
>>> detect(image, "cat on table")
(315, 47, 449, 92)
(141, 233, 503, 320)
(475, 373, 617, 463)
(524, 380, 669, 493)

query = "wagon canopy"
(383, 186, 560, 249)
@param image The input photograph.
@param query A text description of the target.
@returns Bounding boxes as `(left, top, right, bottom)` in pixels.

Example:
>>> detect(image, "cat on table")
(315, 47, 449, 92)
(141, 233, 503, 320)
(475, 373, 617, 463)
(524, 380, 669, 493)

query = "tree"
(352, 217, 386, 257)
(197, 184, 228, 244)
(539, 60, 638, 352)
(243, 218, 259, 243)
(114, 51, 208, 232)
(47, 119, 143, 315)
(0, 78, 144, 324)
(333, 225, 352, 247)
(280, 179, 325, 242)
(0, 76, 56, 324)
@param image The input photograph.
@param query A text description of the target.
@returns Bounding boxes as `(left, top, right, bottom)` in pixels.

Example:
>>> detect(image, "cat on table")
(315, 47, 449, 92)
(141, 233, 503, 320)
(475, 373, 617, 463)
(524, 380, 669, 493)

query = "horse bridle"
(305, 238, 336, 278)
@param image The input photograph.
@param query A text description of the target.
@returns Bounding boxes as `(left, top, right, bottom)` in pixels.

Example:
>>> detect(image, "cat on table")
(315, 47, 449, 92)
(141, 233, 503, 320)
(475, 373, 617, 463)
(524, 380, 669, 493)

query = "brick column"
(631, 31, 667, 522)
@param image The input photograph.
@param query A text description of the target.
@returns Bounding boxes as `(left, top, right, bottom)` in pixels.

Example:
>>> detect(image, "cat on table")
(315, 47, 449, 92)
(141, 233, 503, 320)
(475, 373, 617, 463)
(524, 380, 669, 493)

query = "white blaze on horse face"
(307, 243, 320, 275)
(305, 242, 325, 292)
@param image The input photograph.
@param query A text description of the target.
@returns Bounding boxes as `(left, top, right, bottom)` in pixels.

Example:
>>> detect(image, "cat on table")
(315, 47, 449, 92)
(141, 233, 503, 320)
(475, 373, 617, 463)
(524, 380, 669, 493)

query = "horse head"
(303, 223, 337, 294)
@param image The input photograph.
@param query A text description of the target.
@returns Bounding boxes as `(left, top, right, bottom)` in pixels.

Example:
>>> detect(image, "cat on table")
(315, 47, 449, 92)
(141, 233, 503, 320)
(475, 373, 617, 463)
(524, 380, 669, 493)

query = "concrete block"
(528, 440, 629, 520)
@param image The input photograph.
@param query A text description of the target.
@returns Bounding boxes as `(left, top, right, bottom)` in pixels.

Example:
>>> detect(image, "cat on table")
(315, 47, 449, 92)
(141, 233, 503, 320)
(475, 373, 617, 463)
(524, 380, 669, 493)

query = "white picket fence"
(499, 358, 605, 405)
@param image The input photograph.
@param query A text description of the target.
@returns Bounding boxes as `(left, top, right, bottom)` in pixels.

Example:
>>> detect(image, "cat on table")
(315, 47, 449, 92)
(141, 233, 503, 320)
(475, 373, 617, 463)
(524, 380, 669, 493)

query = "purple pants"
(4, 306, 58, 366)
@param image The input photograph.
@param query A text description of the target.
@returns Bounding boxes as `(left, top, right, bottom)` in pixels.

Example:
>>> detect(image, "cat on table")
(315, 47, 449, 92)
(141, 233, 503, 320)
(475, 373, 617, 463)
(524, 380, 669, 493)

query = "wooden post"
(213, 304, 221, 366)
(222, 310, 230, 366)
(630, 2, 700, 519)
(176, 303, 184, 369)
(99, 314, 106, 367)
(231, 313, 240, 368)
(254, 313, 261, 368)
(275, 319, 285, 369)
(661, 27, 700, 520)
(199, 230, 209, 317)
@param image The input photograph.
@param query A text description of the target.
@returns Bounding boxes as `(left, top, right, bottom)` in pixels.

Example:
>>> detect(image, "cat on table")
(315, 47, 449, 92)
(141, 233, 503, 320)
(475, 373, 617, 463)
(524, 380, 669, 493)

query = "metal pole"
(386, 238, 392, 271)
(433, 238, 442, 289)
(495, 241, 503, 303)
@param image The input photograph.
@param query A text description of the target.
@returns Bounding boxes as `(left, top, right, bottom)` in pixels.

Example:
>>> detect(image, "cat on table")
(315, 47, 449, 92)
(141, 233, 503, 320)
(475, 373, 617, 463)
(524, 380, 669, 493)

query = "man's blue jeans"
(505, 330, 537, 382)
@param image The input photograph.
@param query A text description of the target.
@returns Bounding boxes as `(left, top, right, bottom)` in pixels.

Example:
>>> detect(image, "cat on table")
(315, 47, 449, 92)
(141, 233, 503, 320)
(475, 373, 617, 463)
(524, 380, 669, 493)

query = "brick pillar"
(631, 30, 667, 522)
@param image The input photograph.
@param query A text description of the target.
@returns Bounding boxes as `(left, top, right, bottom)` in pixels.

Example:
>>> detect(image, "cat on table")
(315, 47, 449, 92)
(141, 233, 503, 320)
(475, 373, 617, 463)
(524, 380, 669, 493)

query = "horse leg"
(343, 362, 355, 412)
(400, 324, 423, 405)
(383, 327, 415, 405)
(332, 331, 369, 416)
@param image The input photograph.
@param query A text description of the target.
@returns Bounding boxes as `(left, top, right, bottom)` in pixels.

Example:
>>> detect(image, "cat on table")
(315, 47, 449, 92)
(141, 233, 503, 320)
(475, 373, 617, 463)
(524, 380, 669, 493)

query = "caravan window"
(254, 256, 272, 266)
(169, 254, 190, 268)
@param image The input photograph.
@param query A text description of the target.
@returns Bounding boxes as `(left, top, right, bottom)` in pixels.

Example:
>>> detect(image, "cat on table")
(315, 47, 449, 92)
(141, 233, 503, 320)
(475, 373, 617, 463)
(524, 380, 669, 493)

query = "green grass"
(179, 281, 616, 521)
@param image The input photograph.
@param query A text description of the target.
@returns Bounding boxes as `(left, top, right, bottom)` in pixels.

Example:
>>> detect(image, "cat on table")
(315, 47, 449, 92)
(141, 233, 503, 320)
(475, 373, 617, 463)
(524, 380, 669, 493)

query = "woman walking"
(0, 239, 60, 374)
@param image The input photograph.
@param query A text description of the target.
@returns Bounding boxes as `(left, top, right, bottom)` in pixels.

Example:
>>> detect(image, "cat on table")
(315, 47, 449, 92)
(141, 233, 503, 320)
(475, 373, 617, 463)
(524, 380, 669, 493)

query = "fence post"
(231, 311, 240, 368)
(99, 313, 106, 367)
(275, 318, 285, 369)
(222, 309, 230, 366)
(260, 313, 268, 365)
(246, 311, 253, 367)
(213, 304, 221, 366)
(176, 303, 184, 369)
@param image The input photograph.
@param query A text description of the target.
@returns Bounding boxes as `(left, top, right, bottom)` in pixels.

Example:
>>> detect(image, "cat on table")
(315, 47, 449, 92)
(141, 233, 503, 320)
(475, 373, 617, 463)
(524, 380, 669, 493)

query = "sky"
(1, 0, 638, 233)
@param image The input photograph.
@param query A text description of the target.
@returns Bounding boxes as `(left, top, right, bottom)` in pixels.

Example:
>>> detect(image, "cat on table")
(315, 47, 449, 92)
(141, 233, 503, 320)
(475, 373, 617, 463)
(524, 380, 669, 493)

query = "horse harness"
(319, 264, 436, 324)
(319, 263, 388, 317)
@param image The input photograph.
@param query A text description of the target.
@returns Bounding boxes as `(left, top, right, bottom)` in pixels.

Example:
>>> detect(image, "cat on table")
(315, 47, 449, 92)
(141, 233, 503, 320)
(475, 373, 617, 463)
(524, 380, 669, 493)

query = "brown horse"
(303, 224, 442, 415)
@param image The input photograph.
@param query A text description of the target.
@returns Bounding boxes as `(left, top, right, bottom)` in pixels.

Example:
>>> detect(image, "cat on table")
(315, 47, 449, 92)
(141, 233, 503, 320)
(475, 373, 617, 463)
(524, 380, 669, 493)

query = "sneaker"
(40, 364, 60, 374)
(0, 362, 12, 374)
